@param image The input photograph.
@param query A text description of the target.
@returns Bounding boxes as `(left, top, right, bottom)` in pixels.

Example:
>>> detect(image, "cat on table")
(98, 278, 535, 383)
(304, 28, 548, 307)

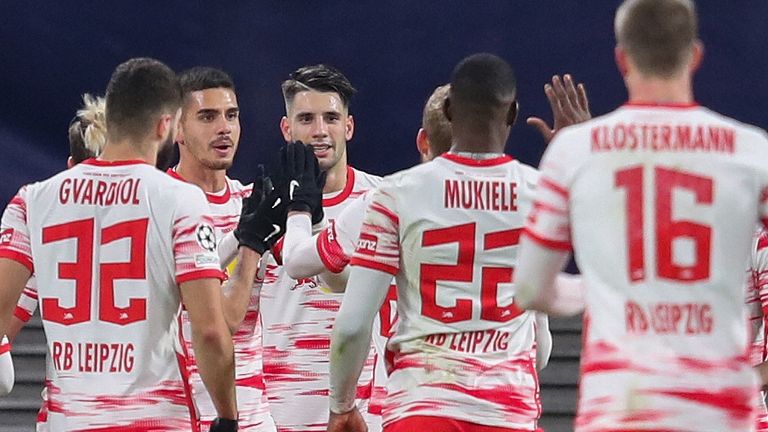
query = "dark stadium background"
(1, 1, 766, 207)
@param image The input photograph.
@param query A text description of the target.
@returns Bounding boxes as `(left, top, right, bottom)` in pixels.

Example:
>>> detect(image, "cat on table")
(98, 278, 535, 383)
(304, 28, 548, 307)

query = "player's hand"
(234, 173, 287, 255)
(209, 417, 238, 432)
(327, 407, 367, 432)
(527, 74, 591, 144)
(276, 141, 326, 224)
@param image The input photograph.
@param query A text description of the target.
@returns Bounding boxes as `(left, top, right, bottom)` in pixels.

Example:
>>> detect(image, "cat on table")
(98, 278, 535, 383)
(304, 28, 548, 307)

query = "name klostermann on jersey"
(591, 123, 735, 154)
(59, 177, 141, 206)
(444, 179, 518, 212)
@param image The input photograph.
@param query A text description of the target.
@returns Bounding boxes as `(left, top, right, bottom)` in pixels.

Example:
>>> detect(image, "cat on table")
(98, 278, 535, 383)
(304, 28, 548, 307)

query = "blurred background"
(0, 1, 766, 431)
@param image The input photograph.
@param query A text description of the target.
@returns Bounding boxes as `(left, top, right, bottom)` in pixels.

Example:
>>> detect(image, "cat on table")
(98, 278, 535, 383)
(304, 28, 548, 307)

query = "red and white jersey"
(0, 159, 224, 431)
(749, 228, 768, 431)
(351, 153, 542, 429)
(526, 103, 768, 431)
(316, 190, 398, 416)
(260, 166, 381, 431)
(167, 170, 274, 431)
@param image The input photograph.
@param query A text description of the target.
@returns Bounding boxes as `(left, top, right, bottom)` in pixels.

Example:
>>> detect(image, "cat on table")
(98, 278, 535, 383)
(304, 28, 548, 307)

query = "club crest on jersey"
(196, 224, 217, 253)
(0, 228, 13, 245)
(357, 233, 378, 255)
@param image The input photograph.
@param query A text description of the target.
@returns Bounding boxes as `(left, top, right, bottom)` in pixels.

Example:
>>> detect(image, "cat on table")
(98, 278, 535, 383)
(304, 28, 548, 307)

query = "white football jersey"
(351, 153, 542, 429)
(749, 228, 768, 431)
(316, 190, 397, 416)
(260, 166, 381, 431)
(526, 103, 768, 431)
(0, 159, 224, 431)
(167, 169, 274, 431)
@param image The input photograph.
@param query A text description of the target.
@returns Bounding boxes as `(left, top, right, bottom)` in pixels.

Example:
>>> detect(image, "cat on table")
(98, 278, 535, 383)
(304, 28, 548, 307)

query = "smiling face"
(177, 87, 240, 170)
(280, 90, 354, 171)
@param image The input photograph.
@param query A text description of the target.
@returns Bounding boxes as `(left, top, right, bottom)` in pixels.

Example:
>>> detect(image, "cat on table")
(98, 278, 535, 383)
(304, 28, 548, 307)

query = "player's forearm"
(283, 212, 327, 279)
(329, 266, 392, 413)
(222, 247, 261, 333)
(217, 231, 239, 269)
(0, 259, 31, 338)
(0, 336, 14, 395)
(534, 313, 553, 371)
(516, 237, 584, 316)
(757, 360, 768, 391)
(191, 325, 238, 419)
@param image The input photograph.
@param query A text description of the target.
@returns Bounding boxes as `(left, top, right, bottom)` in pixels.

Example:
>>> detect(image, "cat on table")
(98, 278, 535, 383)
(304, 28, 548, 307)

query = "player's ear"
(416, 128, 430, 162)
(615, 45, 629, 78)
(280, 116, 291, 142)
(67, 156, 75, 169)
(690, 40, 704, 73)
(443, 96, 452, 123)
(345, 115, 355, 141)
(507, 101, 518, 127)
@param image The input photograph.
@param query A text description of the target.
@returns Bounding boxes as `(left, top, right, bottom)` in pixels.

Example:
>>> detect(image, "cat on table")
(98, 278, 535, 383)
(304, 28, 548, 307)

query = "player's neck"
(450, 128, 508, 155)
(174, 161, 227, 193)
(626, 73, 694, 105)
(100, 140, 157, 166)
(323, 161, 348, 194)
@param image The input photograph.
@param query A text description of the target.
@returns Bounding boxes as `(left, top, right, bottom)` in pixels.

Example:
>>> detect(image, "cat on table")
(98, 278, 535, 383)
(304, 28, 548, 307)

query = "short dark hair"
(450, 53, 517, 113)
(615, 0, 698, 77)
(105, 57, 182, 142)
(281, 64, 357, 110)
(179, 66, 235, 96)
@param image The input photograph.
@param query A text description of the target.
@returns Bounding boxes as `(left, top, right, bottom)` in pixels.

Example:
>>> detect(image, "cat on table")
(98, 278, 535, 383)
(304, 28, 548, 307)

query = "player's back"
(353, 153, 542, 428)
(10, 159, 221, 431)
(542, 104, 768, 431)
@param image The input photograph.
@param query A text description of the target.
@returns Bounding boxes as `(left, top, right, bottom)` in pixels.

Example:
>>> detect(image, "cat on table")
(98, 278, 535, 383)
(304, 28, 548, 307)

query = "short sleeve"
(316, 193, 370, 273)
(172, 187, 225, 284)
(0, 186, 33, 272)
(523, 139, 573, 251)
(14, 275, 38, 323)
(349, 178, 400, 275)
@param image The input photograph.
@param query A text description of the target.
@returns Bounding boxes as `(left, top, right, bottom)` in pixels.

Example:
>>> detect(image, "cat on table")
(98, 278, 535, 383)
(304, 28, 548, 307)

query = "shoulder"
(351, 167, 383, 189)
(226, 176, 252, 198)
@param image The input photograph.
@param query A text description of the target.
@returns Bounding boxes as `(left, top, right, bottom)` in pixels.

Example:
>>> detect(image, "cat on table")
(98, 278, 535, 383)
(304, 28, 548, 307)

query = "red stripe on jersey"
(316, 224, 349, 274)
(532, 200, 568, 216)
(369, 202, 399, 226)
(384, 415, 537, 432)
(271, 237, 284, 265)
(82, 158, 149, 166)
(324, 166, 356, 207)
(758, 233, 768, 251)
(176, 269, 225, 284)
(0, 342, 11, 355)
(13, 306, 32, 323)
(441, 153, 513, 167)
(350, 257, 399, 275)
(522, 229, 571, 251)
(0, 250, 33, 272)
(623, 101, 699, 109)
(539, 177, 569, 199)
(176, 314, 201, 432)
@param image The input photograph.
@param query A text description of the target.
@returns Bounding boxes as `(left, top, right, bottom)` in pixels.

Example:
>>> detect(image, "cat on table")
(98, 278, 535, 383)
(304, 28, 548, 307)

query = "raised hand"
(527, 74, 591, 144)
(234, 172, 287, 255)
(274, 141, 326, 224)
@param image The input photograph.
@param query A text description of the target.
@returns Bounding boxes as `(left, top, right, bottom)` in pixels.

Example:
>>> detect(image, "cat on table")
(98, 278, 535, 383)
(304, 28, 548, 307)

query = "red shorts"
(384, 416, 540, 432)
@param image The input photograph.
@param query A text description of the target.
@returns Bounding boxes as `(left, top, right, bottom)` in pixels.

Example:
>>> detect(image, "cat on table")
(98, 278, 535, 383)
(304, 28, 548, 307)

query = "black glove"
(273, 141, 326, 224)
(234, 172, 287, 255)
(209, 417, 238, 432)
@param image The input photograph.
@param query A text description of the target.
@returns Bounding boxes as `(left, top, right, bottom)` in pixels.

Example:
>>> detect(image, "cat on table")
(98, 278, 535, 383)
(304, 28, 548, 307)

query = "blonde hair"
(422, 84, 452, 156)
(69, 94, 107, 162)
